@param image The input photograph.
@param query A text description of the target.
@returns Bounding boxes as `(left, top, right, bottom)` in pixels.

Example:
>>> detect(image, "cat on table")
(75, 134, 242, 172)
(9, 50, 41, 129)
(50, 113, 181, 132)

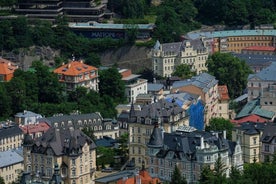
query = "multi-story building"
(0, 58, 18, 82)
(217, 85, 230, 119)
(54, 60, 99, 92)
(119, 69, 147, 103)
(0, 149, 24, 184)
(260, 123, 276, 162)
(14, 110, 43, 125)
(232, 122, 266, 163)
(125, 99, 188, 169)
(241, 46, 276, 55)
(0, 122, 24, 152)
(22, 127, 97, 184)
(152, 39, 208, 77)
(186, 29, 276, 53)
(39, 113, 120, 139)
(147, 125, 243, 183)
(15, 0, 108, 22)
(170, 72, 219, 125)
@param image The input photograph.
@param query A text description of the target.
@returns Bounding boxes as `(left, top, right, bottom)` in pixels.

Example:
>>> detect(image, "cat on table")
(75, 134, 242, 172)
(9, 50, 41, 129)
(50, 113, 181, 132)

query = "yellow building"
(23, 127, 97, 184)
(0, 149, 24, 184)
(0, 122, 24, 152)
(232, 122, 265, 163)
(127, 99, 188, 169)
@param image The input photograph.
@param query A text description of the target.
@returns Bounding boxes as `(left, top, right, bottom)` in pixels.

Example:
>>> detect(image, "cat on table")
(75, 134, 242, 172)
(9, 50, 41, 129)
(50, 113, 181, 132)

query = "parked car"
(102, 167, 113, 173)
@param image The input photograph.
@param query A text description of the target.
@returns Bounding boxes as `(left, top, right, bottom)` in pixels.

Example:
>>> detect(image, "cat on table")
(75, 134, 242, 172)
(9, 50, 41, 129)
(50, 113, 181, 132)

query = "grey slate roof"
(261, 123, 276, 143)
(148, 126, 164, 148)
(32, 128, 96, 156)
(248, 62, 276, 81)
(133, 99, 184, 123)
(15, 111, 42, 118)
(154, 39, 206, 52)
(38, 113, 103, 128)
(172, 73, 218, 93)
(0, 122, 23, 139)
(148, 126, 230, 160)
(235, 122, 266, 135)
(232, 53, 276, 66)
(0, 149, 23, 168)
(148, 83, 164, 92)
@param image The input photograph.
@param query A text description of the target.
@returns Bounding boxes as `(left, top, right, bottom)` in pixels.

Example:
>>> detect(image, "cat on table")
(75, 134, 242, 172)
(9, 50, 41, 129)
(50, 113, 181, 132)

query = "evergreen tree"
(171, 165, 187, 184)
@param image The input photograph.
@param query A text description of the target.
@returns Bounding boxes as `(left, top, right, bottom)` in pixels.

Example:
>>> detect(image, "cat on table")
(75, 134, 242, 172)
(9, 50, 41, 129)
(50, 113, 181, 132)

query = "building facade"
(15, 0, 108, 22)
(186, 29, 276, 53)
(39, 113, 120, 139)
(14, 110, 43, 125)
(0, 149, 24, 184)
(119, 69, 147, 103)
(126, 99, 188, 169)
(217, 85, 230, 119)
(260, 123, 276, 162)
(232, 122, 265, 163)
(54, 60, 99, 92)
(22, 128, 97, 184)
(0, 122, 24, 152)
(152, 39, 208, 77)
(170, 73, 219, 125)
(147, 125, 243, 183)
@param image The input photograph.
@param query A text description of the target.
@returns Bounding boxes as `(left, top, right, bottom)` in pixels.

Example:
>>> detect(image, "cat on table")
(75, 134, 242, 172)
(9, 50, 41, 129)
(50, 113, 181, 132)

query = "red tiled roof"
(231, 114, 269, 125)
(243, 46, 276, 52)
(218, 85, 230, 101)
(20, 122, 50, 134)
(54, 61, 98, 76)
(117, 170, 161, 184)
(0, 58, 18, 75)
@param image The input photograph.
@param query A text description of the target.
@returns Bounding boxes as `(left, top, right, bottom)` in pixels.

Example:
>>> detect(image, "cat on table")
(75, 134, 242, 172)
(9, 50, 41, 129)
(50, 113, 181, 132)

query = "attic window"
(62, 68, 67, 72)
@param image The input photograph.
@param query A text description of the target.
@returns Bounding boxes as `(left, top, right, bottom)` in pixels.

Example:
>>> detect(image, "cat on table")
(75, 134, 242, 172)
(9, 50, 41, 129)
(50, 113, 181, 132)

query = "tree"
(213, 156, 227, 183)
(0, 176, 4, 184)
(84, 53, 101, 67)
(199, 165, 215, 184)
(171, 165, 187, 184)
(205, 117, 234, 139)
(172, 64, 196, 79)
(122, 0, 145, 19)
(99, 67, 126, 103)
(0, 83, 12, 119)
(207, 52, 252, 98)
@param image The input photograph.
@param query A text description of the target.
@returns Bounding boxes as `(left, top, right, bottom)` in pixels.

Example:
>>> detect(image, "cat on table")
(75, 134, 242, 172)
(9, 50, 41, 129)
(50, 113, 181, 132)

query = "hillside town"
(0, 0, 276, 184)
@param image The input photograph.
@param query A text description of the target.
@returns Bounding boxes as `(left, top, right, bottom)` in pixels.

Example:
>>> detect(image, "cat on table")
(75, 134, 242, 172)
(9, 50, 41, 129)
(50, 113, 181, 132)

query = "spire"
(49, 163, 62, 184)
(148, 125, 163, 148)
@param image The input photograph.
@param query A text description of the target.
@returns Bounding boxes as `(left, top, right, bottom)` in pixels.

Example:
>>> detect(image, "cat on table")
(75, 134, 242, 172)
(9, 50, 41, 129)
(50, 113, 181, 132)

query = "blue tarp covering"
(189, 100, 204, 130)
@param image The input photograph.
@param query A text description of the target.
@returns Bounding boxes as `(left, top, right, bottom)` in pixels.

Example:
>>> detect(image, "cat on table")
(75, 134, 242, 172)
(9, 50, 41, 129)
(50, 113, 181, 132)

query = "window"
(265, 145, 270, 152)
(72, 169, 76, 176)
(254, 149, 256, 155)
(253, 137, 257, 145)
(138, 137, 141, 143)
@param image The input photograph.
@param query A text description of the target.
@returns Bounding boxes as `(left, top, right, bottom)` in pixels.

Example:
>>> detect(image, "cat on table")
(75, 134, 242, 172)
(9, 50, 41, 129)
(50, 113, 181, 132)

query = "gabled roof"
(172, 73, 218, 93)
(235, 99, 275, 119)
(33, 128, 96, 156)
(15, 111, 42, 118)
(54, 61, 98, 76)
(231, 114, 269, 124)
(248, 62, 276, 81)
(0, 149, 23, 168)
(0, 122, 23, 139)
(20, 122, 50, 134)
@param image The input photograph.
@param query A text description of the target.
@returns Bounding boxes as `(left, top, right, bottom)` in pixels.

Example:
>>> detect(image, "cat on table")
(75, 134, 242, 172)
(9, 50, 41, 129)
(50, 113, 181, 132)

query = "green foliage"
(99, 67, 126, 103)
(0, 176, 4, 184)
(172, 64, 196, 79)
(171, 165, 187, 184)
(84, 53, 101, 68)
(205, 118, 234, 139)
(122, 0, 145, 19)
(207, 52, 252, 99)
(114, 19, 149, 24)
(96, 146, 115, 167)
(195, 0, 276, 27)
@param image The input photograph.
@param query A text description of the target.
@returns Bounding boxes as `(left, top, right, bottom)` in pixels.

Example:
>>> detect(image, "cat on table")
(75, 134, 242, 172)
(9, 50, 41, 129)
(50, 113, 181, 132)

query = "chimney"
(223, 130, 226, 139)
(200, 136, 204, 149)
(68, 63, 71, 68)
